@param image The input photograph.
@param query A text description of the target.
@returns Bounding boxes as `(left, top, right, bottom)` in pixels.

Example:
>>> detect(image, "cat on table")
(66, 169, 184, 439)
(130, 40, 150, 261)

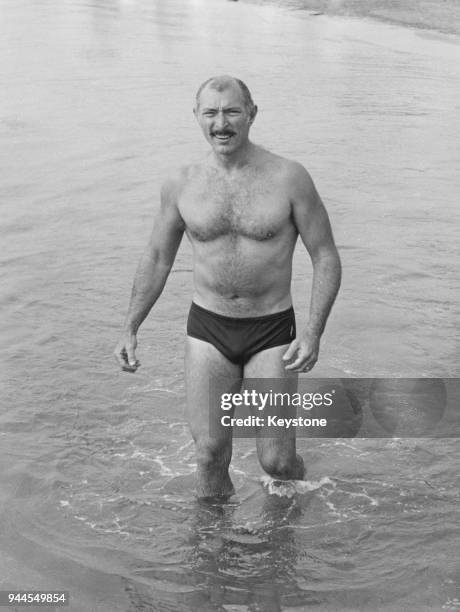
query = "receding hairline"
(195, 75, 255, 110)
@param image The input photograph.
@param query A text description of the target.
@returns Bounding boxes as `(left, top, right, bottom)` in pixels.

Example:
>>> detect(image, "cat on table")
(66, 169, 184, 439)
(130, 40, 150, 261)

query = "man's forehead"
(198, 83, 245, 108)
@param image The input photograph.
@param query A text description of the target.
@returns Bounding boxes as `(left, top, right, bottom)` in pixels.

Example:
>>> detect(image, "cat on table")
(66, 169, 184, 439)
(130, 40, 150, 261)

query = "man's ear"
(249, 105, 258, 124)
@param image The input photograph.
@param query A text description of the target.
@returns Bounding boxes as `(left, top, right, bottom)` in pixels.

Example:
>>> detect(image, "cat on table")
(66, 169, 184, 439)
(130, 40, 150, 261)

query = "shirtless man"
(114, 75, 341, 498)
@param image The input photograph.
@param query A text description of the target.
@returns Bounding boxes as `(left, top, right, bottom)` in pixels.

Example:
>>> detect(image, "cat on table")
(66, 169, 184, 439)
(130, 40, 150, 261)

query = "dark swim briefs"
(187, 302, 296, 365)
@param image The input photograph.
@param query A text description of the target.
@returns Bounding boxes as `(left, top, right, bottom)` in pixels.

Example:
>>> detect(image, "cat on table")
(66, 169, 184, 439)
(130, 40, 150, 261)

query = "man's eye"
(203, 112, 215, 117)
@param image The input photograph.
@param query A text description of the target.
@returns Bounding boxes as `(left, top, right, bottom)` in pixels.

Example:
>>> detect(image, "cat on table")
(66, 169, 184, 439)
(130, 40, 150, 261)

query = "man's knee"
(259, 447, 302, 480)
(195, 439, 232, 471)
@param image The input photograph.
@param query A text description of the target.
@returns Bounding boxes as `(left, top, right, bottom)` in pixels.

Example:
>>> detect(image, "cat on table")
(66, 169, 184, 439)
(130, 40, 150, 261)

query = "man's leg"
(244, 345, 305, 480)
(185, 336, 242, 498)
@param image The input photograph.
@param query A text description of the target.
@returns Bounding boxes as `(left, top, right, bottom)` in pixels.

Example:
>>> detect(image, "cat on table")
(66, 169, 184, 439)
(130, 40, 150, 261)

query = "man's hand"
(282, 332, 320, 373)
(114, 331, 140, 373)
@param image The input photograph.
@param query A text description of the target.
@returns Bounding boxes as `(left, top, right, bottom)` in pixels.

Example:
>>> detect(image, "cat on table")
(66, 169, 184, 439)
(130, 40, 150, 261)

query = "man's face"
(194, 83, 256, 155)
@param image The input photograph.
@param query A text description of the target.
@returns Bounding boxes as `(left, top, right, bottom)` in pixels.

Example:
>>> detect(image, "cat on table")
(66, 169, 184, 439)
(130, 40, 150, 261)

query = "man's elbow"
(312, 246, 342, 282)
(143, 247, 175, 275)
(156, 254, 176, 274)
(312, 244, 341, 268)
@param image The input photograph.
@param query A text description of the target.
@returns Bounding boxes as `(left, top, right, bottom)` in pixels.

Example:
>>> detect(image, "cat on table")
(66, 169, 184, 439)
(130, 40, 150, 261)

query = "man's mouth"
(212, 131, 235, 142)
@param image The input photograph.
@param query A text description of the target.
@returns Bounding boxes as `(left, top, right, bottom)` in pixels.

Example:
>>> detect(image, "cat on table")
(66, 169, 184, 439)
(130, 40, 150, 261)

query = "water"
(1, 0, 459, 610)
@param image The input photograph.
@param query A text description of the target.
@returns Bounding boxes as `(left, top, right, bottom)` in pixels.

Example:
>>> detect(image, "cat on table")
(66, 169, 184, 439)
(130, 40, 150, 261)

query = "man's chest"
(179, 175, 291, 242)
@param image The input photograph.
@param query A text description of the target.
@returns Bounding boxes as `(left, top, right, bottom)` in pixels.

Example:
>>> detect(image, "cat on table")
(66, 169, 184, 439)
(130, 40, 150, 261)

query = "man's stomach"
(191, 245, 294, 316)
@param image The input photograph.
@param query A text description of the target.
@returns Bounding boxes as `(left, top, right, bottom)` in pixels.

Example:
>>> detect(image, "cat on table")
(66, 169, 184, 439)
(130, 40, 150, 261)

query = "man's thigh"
(244, 344, 299, 462)
(185, 336, 242, 446)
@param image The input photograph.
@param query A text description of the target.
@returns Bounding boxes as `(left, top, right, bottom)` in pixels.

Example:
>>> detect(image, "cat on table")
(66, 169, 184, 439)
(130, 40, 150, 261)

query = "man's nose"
(214, 111, 228, 128)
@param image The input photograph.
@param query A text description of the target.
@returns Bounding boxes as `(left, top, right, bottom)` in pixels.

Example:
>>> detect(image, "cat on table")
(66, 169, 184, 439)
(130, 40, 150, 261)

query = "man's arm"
(114, 176, 185, 371)
(283, 163, 342, 372)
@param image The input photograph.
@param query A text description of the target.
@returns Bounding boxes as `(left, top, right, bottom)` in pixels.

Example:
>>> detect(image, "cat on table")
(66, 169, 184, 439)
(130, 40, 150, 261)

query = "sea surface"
(1, 0, 459, 610)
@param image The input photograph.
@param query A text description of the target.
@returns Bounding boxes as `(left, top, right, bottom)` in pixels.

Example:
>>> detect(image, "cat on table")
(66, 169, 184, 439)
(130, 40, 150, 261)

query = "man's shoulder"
(281, 158, 317, 201)
(162, 161, 208, 188)
(261, 153, 318, 207)
(161, 165, 188, 191)
(259, 149, 313, 184)
(280, 157, 313, 186)
(161, 164, 200, 201)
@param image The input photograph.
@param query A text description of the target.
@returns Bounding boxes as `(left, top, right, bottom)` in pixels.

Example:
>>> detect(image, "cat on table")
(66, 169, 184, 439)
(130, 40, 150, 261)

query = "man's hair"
(195, 75, 255, 112)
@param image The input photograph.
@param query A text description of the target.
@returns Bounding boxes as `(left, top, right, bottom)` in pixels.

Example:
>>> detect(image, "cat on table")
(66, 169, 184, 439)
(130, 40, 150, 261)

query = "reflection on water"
(1, 0, 460, 610)
(185, 497, 303, 610)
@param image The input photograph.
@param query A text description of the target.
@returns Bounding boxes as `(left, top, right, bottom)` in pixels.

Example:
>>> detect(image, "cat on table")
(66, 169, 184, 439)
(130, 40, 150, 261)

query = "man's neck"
(211, 141, 256, 172)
